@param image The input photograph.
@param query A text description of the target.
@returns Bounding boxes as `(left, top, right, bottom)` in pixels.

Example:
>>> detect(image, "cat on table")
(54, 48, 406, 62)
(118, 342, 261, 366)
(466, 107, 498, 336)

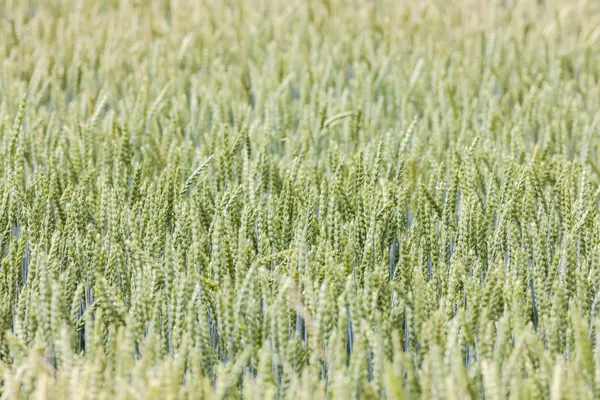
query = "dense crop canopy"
(1, 0, 600, 398)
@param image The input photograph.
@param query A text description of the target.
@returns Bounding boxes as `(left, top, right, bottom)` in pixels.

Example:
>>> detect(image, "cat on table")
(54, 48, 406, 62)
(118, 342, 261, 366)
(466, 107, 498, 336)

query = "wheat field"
(1, 0, 600, 398)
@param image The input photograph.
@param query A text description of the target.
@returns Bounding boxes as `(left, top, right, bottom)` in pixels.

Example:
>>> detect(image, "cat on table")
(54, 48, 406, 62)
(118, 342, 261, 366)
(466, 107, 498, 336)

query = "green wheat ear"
(181, 155, 214, 196)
